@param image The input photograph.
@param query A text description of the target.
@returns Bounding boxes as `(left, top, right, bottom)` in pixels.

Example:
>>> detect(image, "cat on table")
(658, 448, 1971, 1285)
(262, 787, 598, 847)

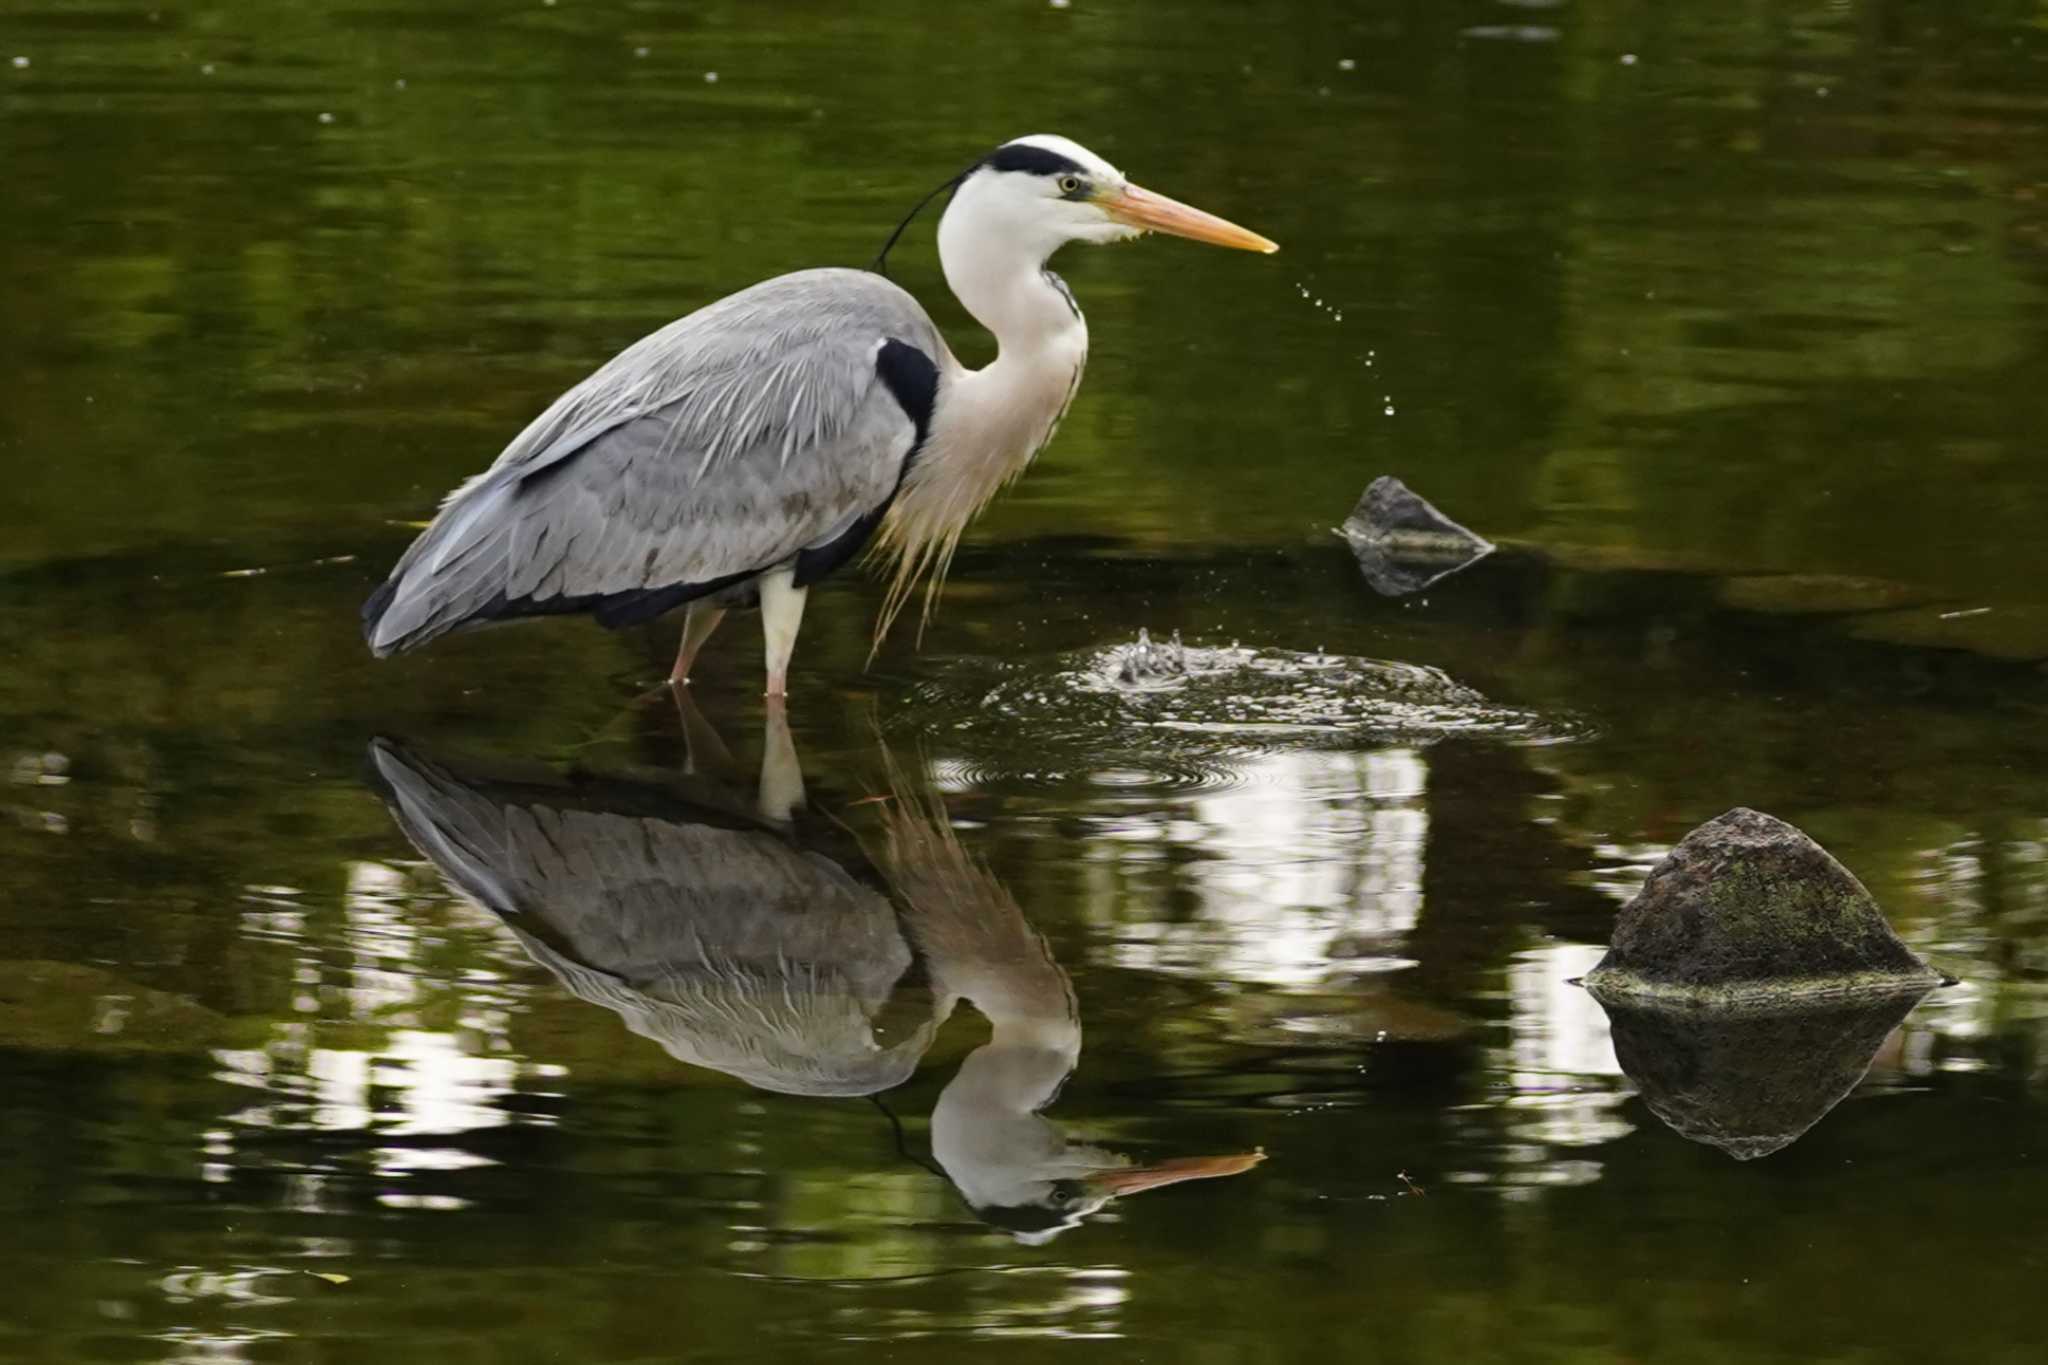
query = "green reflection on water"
(5, 0, 2048, 1361)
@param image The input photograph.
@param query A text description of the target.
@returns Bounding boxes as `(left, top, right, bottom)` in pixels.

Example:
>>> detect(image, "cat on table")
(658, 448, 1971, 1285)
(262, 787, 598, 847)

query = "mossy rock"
(1340, 476, 1494, 596)
(1583, 808, 1945, 1009)
(1597, 990, 1930, 1160)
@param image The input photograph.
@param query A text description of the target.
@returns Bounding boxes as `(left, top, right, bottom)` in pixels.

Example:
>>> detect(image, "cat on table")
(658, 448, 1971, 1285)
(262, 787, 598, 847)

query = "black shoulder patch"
(794, 338, 939, 588)
(985, 142, 1087, 178)
(874, 338, 939, 444)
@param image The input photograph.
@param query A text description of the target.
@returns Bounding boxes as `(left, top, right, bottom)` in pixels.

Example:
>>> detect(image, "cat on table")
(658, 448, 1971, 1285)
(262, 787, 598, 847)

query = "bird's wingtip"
(362, 575, 403, 653)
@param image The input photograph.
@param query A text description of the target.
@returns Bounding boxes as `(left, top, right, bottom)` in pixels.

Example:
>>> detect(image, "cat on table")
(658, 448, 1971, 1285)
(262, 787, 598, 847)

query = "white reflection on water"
(214, 1030, 516, 1139)
(1503, 944, 1631, 1148)
(344, 860, 426, 1017)
(154, 1328, 287, 1363)
(1090, 749, 1428, 986)
(207, 860, 535, 1204)
(819, 1264, 1131, 1343)
(1446, 944, 1631, 1194)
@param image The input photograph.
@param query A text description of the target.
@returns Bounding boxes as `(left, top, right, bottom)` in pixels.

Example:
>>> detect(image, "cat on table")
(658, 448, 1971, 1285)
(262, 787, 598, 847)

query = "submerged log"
(1340, 476, 1495, 596)
(1582, 808, 1946, 1009)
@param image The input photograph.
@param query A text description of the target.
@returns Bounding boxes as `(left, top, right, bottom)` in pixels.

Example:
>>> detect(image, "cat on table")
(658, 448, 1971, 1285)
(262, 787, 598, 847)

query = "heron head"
(942, 134, 1278, 265)
(962, 1147, 1268, 1246)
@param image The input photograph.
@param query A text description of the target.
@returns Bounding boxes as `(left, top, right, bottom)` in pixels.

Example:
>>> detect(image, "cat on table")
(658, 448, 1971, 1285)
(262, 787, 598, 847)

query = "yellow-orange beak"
(1103, 183, 1279, 254)
(1087, 1150, 1267, 1197)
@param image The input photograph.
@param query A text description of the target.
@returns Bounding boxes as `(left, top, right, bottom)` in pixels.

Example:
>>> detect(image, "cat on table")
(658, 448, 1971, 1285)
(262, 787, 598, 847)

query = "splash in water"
(896, 633, 1586, 794)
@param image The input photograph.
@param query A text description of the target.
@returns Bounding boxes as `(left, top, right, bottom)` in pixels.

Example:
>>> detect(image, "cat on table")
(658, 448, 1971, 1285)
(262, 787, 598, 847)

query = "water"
(5, 1, 2048, 1359)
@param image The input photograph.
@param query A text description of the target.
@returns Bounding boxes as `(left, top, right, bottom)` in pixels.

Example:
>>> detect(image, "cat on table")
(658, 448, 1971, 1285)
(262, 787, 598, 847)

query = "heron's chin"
(1075, 218, 1145, 246)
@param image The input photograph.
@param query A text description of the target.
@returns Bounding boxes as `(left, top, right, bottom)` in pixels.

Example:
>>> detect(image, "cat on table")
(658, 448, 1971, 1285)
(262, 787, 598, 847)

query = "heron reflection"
(369, 704, 1259, 1241)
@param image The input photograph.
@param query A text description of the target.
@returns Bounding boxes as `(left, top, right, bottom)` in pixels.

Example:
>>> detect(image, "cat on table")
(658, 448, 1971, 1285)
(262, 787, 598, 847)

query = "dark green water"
(7, 1, 2048, 1360)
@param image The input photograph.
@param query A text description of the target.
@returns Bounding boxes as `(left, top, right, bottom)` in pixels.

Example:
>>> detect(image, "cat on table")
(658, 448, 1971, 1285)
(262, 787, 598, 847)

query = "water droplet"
(1050, 0, 1072, 8)
(10, 55, 29, 69)
(1338, 58, 1356, 71)
(703, 70, 719, 83)
(1384, 403, 1395, 416)
(317, 111, 334, 124)
(1619, 52, 1638, 66)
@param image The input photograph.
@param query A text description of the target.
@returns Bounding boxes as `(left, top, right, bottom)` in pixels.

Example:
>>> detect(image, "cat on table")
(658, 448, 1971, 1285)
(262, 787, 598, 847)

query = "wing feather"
(367, 741, 940, 1097)
(365, 268, 947, 655)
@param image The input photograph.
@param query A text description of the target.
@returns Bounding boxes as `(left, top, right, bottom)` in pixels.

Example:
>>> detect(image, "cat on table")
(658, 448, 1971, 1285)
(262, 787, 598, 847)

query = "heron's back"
(364, 268, 950, 655)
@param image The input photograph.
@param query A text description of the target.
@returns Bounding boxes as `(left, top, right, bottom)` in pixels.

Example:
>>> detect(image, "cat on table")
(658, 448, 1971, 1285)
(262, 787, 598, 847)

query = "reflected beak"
(1102, 184, 1279, 253)
(1087, 1151, 1267, 1197)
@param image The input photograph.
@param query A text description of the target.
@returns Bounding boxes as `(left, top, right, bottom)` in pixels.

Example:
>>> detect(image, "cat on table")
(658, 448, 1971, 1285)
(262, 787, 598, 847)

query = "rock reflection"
(1340, 476, 1496, 597)
(368, 703, 1260, 1242)
(1591, 991, 1933, 1160)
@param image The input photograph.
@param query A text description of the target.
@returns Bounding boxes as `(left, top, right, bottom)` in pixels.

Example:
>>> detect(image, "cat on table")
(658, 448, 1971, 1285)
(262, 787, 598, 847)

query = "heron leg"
(670, 601, 727, 685)
(757, 696, 806, 823)
(758, 565, 809, 697)
(668, 678, 737, 778)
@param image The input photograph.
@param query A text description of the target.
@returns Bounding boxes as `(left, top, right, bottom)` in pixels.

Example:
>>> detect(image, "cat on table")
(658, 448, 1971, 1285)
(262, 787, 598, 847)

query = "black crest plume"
(871, 151, 991, 278)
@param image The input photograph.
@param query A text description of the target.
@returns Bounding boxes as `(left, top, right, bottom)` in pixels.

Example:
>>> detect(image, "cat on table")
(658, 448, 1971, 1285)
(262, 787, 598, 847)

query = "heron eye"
(1057, 175, 1084, 196)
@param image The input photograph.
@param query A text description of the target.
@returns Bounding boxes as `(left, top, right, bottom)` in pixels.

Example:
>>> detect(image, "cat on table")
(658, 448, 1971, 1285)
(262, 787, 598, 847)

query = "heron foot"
(671, 602, 727, 686)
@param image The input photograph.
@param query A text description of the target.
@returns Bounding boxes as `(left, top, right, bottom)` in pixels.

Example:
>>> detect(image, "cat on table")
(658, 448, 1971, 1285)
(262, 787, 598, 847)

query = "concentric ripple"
(895, 634, 1585, 795)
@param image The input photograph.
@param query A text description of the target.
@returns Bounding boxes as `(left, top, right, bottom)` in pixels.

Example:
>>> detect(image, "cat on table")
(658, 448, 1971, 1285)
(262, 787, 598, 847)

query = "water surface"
(6, 2, 2048, 1361)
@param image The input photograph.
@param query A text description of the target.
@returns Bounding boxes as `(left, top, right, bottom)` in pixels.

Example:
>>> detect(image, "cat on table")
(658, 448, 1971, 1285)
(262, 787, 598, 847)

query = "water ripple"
(896, 635, 1585, 794)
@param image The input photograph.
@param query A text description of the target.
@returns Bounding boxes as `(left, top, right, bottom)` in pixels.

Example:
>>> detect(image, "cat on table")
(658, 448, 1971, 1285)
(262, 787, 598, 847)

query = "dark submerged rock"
(1583, 808, 1946, 1009)
(1598, 990, 1929, 1160)
(1340, 476, 1495, 597)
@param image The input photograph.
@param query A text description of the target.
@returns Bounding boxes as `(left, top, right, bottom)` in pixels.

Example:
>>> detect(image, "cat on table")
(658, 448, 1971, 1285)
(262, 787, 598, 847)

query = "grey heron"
(368, 715, 1262, 1238)
(362, 134, 1277, 694)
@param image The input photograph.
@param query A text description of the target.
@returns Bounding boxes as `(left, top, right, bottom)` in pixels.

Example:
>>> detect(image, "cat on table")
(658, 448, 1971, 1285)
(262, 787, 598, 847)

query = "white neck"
(872, 181, 1089, 635)
(938, 185, 1089, 363)
(927, 957, 1088, 1215)
(934, 184, 1090, 454)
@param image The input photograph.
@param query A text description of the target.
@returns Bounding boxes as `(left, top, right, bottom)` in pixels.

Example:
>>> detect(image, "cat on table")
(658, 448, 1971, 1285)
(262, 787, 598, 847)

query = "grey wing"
(367, 740, 941, 1096)
(365, 268, 945, 655)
